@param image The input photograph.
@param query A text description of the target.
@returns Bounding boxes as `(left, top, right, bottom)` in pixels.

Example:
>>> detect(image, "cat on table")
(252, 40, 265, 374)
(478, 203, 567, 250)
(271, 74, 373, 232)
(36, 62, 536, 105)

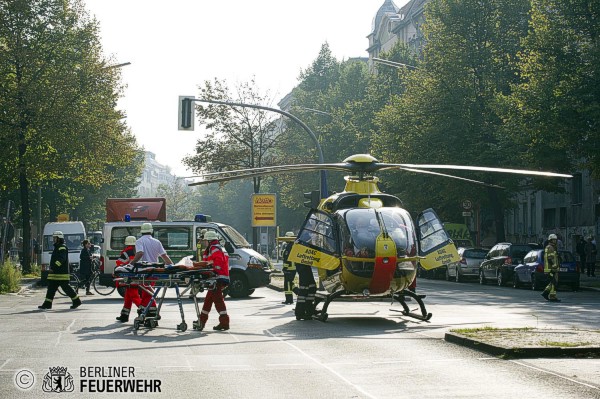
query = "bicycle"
(58, 258, 116, 296)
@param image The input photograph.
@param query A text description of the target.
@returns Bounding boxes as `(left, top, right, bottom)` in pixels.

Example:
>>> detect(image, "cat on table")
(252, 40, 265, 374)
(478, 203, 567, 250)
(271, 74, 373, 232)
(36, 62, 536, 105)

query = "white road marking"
(0, 359, 9, 370)
(55, 319, 76, 347)
(510, 360, 600, 390)
(266, 330, 377, 399)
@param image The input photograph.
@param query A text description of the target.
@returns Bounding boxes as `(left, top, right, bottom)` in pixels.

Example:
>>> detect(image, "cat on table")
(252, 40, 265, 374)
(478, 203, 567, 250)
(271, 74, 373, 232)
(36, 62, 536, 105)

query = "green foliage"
(0, 261, 22, 294)
(372, 0, 537, 230)
(155, 179, 203, 221)
(23, 262, 41, 278)
(505, 0, 598, 176)
(183, 77, 281, 195)
(0, 0, 142, 272)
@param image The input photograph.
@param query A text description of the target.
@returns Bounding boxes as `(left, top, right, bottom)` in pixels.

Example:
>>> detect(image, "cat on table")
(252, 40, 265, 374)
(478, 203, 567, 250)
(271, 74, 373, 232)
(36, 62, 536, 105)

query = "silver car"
(446, 247, 488, 282)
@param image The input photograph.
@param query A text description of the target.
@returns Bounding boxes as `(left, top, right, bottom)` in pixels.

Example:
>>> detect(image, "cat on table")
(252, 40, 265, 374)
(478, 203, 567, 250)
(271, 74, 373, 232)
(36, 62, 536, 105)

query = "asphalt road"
(0, 280, 599, 398)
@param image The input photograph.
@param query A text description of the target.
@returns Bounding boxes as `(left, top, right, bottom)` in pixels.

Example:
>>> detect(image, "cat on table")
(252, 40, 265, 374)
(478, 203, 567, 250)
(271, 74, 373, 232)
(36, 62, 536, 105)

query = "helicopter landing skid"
(310, 290, 348, 322)
(390, 290, 432, 321)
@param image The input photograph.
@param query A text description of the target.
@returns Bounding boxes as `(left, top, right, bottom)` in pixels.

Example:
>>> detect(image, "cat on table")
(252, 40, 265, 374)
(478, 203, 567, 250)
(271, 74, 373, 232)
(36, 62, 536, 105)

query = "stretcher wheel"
(133, 319, 140, 330)
(317, 313, 328, 322)
(178, 322, 187, 332)
(148, 319, 157, 329)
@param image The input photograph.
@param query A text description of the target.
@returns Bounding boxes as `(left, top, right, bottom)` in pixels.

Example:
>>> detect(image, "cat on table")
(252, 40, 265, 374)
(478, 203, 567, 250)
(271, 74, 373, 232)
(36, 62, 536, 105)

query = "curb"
(445, 332, 600, 358)
(18, 278, 40, 294)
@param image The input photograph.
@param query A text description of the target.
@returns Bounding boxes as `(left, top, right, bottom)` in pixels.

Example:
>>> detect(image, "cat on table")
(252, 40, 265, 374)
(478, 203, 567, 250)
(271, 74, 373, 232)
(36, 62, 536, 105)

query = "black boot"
(38, 301, 52, 310)
(70, 297, 82, 309)
(213, 324, 229, 331)
(541, 291, 549, 301)
(116, 314, 129, 322)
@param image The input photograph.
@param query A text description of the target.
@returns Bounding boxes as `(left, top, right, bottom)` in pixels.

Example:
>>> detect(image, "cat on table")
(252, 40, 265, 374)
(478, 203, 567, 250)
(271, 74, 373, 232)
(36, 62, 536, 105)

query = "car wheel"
(497, 271, 504, 286)
(479, 270, 486, 285)
(512, 275, 519, 288)
(572, 282, 580, 291)
(455, 268, 461, 283)
(226, 272, 249, 298)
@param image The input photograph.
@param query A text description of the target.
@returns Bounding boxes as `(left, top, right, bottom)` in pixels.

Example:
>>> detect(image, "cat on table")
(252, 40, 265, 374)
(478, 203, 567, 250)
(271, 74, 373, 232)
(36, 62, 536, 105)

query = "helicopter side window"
(297, 212, 337, 254)
(418, 210, 451, 253)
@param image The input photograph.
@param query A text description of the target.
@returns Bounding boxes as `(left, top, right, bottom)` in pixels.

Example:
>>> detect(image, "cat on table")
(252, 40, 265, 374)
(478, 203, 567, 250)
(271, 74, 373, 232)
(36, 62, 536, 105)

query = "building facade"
(136, 151, 177, 197)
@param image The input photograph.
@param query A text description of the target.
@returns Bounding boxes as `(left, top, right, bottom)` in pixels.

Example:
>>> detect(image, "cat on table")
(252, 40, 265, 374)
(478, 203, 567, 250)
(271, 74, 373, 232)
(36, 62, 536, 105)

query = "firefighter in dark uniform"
(542, 233, 561, 302)
(294, 228, 317, 320)
(38, 231, 81, 310)
(281, 231, 297, 305)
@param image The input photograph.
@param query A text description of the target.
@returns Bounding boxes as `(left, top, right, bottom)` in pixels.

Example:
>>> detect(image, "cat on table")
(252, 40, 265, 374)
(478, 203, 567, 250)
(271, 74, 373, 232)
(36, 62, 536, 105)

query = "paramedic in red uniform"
(129, 223, 174, 317)
(198, 230, 230, 331)
(115, 236, 141, 322)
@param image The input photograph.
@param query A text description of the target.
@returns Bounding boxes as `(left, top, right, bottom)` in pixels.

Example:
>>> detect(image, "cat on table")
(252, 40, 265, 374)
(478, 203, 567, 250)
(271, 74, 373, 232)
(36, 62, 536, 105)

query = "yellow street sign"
(251, 194, 276, 227)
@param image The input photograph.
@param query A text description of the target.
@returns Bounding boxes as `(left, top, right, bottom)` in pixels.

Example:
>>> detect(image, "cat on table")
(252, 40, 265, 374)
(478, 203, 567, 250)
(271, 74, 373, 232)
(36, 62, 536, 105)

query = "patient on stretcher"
(114, 256, 212, 275)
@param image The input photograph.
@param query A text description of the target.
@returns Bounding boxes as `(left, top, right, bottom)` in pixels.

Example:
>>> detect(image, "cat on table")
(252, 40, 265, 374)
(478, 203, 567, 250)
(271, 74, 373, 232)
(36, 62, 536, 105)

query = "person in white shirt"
(129, 222, 174, 317)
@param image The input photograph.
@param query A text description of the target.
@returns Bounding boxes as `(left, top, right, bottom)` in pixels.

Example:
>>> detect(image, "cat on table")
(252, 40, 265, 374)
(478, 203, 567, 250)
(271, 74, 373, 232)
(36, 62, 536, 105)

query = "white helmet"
(548, 233, 558, 241)
(285, 231, 295, 237)
(140, 222, 153, 234)
(52, 231, 64, 239)
(203, 231, 219, 241)
(125, 236, 136, 245)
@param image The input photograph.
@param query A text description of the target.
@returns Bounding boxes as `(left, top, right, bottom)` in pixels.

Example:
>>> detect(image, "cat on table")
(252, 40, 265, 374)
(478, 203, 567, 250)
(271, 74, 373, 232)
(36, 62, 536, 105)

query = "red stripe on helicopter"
(369, 256, 397, 294)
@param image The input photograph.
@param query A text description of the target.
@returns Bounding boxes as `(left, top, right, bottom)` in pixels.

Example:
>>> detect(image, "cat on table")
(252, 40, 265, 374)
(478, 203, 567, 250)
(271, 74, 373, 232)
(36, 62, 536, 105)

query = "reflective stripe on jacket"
(203, 241, 230, 282)
(544, 244, 559, 273)
(48, 242, 70, 281)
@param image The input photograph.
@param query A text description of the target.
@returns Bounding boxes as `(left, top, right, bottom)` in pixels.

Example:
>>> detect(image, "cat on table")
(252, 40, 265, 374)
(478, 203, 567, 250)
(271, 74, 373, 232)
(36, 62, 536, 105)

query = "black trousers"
(295, 263, 316, 318)
(44, 280, 78, 303)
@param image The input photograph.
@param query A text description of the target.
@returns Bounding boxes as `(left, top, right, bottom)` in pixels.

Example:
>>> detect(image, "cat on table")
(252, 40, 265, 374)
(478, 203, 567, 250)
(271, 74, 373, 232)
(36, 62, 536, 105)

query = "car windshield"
(221, 225, 250, 248)
(464, 249, 487, 259)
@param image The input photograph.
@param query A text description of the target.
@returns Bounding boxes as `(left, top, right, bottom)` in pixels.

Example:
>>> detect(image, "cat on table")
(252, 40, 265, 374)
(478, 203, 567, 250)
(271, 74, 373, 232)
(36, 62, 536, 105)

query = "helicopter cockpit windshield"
(341, 208, 416, 258)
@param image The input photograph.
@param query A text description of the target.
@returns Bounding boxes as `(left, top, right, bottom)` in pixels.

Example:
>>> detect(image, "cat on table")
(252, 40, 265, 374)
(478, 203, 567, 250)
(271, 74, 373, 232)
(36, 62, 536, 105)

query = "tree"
(505, 0, 599, 176)
(373, 0, 534, 239)
(155, 179, 203, 222)
(0, 0, 141, 271)
(183, 77, 282, 248)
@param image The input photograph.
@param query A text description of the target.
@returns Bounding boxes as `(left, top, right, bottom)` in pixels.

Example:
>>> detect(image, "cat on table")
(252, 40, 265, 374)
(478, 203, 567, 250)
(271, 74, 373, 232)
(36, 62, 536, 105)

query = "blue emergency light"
(194, 214, 212, 222)
(124, 214, 131, 222)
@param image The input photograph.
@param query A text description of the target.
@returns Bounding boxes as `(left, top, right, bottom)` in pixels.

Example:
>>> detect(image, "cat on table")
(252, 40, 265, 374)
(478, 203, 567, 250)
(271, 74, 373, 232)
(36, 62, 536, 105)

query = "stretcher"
(114, 262, 216, 332)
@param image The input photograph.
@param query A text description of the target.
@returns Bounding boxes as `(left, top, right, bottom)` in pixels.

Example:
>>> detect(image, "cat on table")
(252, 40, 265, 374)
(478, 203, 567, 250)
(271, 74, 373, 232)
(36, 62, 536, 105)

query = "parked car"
(513, 249, 580, 291)
(479, 243, 536, 286)
(446, 247, 488, 282)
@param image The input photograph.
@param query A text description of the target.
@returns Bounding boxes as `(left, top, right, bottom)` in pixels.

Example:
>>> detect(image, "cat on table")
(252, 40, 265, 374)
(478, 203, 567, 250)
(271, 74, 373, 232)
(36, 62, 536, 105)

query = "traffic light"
(178, 96, 194, 131)
(303, 190, 320, 209)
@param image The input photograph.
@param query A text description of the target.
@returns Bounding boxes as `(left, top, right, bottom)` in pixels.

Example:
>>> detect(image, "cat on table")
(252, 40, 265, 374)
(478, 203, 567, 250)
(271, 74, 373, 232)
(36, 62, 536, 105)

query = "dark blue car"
(513, 249, 580, 291)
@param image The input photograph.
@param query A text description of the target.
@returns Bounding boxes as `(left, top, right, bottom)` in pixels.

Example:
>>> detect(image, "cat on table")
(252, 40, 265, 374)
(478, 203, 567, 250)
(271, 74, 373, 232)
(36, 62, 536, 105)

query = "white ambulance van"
(100, 220, 272, 298)
(40, 221, 86, 284)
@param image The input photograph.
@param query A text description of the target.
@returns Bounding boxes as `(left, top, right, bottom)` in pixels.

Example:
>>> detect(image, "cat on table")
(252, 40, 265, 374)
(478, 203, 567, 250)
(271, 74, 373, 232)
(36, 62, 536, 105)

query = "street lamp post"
(190, 98, 328, 197)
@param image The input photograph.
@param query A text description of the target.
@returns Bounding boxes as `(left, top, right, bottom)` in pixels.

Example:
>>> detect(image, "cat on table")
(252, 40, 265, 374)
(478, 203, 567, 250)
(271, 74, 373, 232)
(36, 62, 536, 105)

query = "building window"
(543, 208, 555, 229)
(559, 207, 566, 227)
(571, 172, 582, 204)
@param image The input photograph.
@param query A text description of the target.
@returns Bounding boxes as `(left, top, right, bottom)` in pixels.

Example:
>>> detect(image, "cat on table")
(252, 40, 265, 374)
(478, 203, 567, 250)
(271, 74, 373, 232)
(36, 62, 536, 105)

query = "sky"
(84, 0, 407, 176)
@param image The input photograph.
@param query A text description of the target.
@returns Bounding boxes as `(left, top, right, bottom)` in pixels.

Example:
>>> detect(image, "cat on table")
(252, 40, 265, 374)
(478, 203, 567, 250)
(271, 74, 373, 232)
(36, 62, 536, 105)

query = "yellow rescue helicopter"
(189, 154, 571, 322)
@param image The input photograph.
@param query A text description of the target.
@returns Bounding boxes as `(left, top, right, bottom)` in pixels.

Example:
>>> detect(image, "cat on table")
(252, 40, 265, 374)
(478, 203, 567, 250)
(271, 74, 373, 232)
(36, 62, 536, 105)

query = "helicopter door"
(288, 210, 340, 271)
(416, 209, 460, 270)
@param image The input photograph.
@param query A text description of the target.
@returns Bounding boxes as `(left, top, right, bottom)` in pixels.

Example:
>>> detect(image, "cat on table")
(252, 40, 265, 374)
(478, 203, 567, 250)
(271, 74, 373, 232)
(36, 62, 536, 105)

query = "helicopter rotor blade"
(186, 163, 350, 186)
(391, 164, 572, 178)
(398, 167, 505, 188)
